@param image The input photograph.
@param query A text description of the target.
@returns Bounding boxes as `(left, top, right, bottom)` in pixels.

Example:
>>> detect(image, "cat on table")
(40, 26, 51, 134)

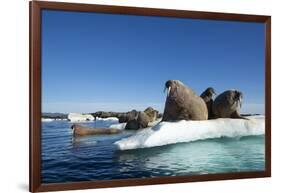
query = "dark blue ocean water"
(41, 120, 265, 183)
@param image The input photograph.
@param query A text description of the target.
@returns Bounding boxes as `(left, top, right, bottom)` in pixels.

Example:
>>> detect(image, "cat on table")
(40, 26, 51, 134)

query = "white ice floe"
(96, 117, 119, 122)
(95, 117, 119, 127)
(148, 118, 162, 127)
(109, 123, 127, 130)
(109, 118, 161, 130)
(115, 116, 265, 150)
(67, 113, 95, 122)
(41, 118, 54, 122)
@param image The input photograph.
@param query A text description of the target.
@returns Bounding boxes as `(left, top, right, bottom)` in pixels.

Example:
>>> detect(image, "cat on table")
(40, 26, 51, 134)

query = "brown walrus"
(200, 87, 216, 119)
(162, 80, 208, 121)
(212, 90, 246, 119)
(71, 124, 121, 136)
(144, 107, 159, 122)
(118, 110, 138, 123)
(125, 111, 151, 130)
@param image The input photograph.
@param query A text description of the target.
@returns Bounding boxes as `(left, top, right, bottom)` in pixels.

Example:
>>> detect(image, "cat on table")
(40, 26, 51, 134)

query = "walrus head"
(71, 124, 75, 130)
(163, 80, 187, 107)
(164, 80, 183, 97)
(203, 87, 216, 98)
(70, 124, 78, 135)
(236, 91, 243, 108)
(164, 80, 172, 97)
(230, 90, 243, 108)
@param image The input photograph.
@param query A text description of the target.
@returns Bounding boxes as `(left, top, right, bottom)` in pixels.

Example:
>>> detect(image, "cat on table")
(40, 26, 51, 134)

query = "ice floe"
(115, 116, 265, 150)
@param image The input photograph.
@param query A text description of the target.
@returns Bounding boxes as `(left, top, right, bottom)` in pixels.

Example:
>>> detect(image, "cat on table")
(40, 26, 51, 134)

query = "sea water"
(41, 119, 265, 183)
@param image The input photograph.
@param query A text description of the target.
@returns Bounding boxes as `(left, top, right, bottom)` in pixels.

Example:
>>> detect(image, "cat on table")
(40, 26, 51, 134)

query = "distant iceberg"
(115, 116, 265, 150)
(68, 113, 95, 122)
(41, 118, 54, 122)
(96, 117, 119, 122)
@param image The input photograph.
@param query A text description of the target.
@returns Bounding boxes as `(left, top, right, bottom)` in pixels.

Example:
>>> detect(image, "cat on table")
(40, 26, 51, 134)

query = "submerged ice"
(114, 116, 265, 150)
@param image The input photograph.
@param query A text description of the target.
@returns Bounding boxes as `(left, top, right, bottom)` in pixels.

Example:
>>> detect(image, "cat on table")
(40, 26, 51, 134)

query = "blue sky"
(42, 10, 265, 114)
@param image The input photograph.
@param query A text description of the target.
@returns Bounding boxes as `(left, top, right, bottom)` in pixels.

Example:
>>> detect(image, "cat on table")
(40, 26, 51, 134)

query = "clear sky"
(42, 10, 265, 114)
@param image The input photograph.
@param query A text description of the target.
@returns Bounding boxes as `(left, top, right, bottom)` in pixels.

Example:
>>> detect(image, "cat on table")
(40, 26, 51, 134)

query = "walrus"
(162, 80, 208, 121)
(71, 124, 121, 136)
(118, 110, 138, 123)
(212, 90, 246, 119)
(125, 111, 150, 130)
(144, 107, 159, 122)
(200, 87, 216, 119)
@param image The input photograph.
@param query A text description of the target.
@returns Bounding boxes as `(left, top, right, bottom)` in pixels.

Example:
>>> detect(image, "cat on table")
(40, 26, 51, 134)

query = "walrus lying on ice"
(162, 80, 208, 121)
(212, 90, 247, 119)
(71, 124, 121, 136)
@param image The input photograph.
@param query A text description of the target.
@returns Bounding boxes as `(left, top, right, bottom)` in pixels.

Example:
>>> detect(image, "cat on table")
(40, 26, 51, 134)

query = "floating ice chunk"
(109, 123, 127, 130)
(115, 116, 265, 150)
(95, 117, 119, 127)
(41, 118, 54, 122)
(109, 118, 161, 130)
(68, 113, 95, 122)
(96, 117, 119, 122)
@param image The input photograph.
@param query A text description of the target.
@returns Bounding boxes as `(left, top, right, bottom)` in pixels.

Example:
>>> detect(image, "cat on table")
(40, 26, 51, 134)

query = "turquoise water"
(41, 120, 265, 183)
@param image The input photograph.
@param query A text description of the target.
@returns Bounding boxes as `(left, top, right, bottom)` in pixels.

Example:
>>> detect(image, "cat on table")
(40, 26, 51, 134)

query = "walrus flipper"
(177, 109, 191, 121)
(230, 111, 249, 120)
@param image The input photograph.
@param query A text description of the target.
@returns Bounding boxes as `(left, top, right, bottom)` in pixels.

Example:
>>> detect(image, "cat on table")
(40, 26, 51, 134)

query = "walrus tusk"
(239, 97, 242, 108)
(164, 86, 171, 97)
(167, 86, 171, 97)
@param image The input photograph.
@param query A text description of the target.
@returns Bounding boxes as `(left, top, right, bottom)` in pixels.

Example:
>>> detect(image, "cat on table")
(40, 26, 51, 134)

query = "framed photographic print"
(30, 1, 271, 192)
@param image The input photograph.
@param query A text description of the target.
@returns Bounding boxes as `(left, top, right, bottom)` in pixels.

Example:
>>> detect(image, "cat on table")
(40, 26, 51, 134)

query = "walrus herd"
(71, 107, 160, 136)
(71, 79, 247, 136)
(162, 80, 246, 121)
